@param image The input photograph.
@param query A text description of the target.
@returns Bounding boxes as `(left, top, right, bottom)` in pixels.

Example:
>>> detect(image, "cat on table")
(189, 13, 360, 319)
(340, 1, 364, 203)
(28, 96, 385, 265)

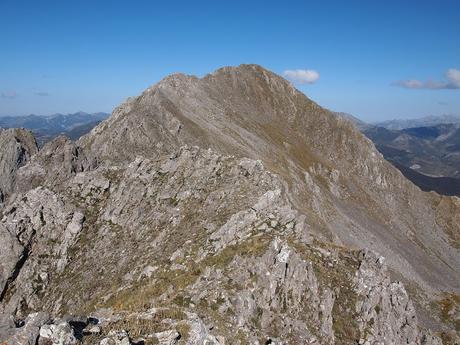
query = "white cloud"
(394, 68, 460, 90)
(446, 68, 460, 88)
(283, 69, 320, 84)
(395, 80, 425, 89)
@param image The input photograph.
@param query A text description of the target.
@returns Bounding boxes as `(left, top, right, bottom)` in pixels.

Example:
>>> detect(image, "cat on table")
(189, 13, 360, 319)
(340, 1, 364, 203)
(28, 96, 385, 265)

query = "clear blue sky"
(1, 0, 459, 122)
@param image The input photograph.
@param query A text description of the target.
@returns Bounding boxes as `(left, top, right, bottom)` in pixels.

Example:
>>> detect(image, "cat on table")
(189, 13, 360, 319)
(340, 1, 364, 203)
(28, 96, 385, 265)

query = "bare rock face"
(0, 128, 38, 205)
(0, 147, 451, 344)
(0, 187, 82, 317)
(38, 321, 78, 345)
(1, 312, 49, 345)
(15, 135, 94, 194)
(354, 251, 420, 344)
(0, 65, 459, 344)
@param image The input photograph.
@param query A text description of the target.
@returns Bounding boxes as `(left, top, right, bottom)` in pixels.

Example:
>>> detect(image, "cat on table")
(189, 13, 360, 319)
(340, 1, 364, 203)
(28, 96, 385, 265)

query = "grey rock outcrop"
(99, 330, 131, 345)
(0, 128, 38, 205)
(38, 321, 78, 345)
(1, 312, 49, 345)
(355, 251, 426, 344)
(15, 135, 93, 195)
(153, 329, 180, 344)
(0, 187, 82, 317)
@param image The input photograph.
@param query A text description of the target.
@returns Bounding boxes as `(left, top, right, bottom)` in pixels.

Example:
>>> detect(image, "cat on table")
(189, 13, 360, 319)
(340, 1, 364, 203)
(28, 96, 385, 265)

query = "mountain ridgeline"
(0, 65, 458, 344)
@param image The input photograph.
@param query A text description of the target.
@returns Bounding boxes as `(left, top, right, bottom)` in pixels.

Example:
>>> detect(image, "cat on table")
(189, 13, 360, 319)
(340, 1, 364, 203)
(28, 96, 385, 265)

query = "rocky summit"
(0, 65, 459, 345)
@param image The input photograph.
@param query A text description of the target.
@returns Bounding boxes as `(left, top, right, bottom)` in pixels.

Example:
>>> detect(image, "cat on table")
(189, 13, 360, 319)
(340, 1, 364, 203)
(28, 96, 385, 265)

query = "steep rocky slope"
(0, 128, 38, 205)
(0, 147, 451, 344)
(0, 65, 459, 344)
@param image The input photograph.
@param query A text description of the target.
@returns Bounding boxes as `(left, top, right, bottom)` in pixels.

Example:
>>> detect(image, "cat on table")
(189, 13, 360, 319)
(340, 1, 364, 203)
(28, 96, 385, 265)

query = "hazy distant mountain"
(0, 111, 109, 146)
(333, 112, 460, 196)
(374, 114, 460, 130)
(363, 123, 460, 179)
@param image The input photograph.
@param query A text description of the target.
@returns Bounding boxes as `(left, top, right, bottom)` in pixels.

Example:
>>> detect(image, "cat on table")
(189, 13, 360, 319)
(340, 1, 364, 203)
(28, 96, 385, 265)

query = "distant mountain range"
(363, 124, 460, 178)
(0, 112, 109, 146)
(335, 113, 460, 196)
(373, 114, 460, 130)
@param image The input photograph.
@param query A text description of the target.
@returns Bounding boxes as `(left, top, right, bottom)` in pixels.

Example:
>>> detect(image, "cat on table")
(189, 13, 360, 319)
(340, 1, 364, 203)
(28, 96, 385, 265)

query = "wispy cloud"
(283, 69, 320, 84)
(34, 91, 50, 96)
(394, 68, 460, 90)
(1, 91, 18, 99)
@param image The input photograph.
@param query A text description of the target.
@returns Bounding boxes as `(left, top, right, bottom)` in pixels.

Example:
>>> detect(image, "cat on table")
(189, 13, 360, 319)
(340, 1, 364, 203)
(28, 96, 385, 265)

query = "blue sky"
(1, 0, 459, 122)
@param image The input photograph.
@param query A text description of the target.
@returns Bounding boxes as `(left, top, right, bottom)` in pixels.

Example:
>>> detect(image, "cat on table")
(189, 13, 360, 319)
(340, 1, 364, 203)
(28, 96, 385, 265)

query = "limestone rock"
(0, 128, 38, 205)
(0, 187, 80, 317)
(154, 329, 180, 345)
(38, 321, 78, 345)
(100, 330, 131, 345)
(1, 312, 49, 345)
(15, 135, 93, 195)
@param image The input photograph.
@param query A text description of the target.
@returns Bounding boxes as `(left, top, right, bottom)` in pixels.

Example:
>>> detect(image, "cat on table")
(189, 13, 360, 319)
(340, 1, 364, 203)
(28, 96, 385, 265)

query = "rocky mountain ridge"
(80, 65, 459, 292)
(0, 64, 458, 344)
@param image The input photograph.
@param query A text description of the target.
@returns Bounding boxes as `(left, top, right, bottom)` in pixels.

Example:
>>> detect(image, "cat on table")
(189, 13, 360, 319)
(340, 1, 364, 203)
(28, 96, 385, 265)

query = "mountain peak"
(148, 64, 296, 99)
(79, 64, 328, 166)
(206, 63, 277, 77)
(204, 64, 297, 92)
